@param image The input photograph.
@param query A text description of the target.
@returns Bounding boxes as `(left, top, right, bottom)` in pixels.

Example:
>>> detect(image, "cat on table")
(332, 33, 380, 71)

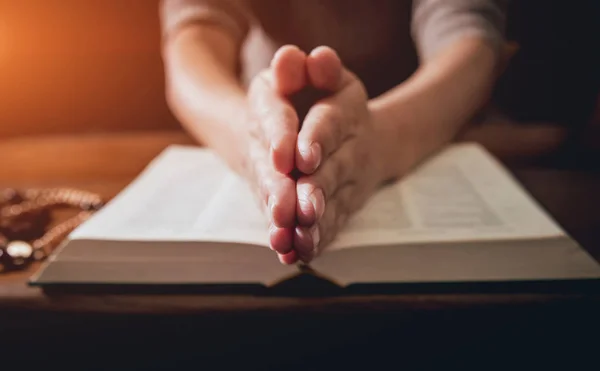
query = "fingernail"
(298, 197, 313, 218)
(310, 225, 320, 250)
(299, 226, 320, 263)
(298, 142, 321, 172)
(278, 254, 289, 265)
(311, 143, 322, 169)
(294, 227, 311, 263)
(310, 189, 325, 221)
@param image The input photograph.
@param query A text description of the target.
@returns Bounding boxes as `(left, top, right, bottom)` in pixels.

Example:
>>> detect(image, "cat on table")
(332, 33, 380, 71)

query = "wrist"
(368, 37, 499, 181)
(181, 92, 253, 176)
(216, 100, 255, 177)
(369, 105, 419, 183)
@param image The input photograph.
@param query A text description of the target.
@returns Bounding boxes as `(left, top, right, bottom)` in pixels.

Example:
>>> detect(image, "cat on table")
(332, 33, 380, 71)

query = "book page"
(71, 143, 564, 251)
(327, 144, 565, 250)
(193, 172, 270, 246)
(70, 146, 270, 247)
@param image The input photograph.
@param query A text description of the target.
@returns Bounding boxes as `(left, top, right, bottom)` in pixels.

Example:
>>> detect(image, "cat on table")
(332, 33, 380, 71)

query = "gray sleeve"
(411, 0, 508, 61)
(159, 0, 251, 44)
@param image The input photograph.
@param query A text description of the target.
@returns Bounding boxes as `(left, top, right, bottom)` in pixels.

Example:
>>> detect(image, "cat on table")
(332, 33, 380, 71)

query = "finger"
(306, 46, 343, 91)
(249, 140, 297, 229)
(249, 74, 299, 175)
(278, 249, 299, 265)
(268, 45, 307, 173)
(269, 225, 294, 255)
(296, 77, 366, 174)
(316, 183, 355, 253)
(248, 45, 307, 174)
(263, 171, 297, 229)
(295, 184, 354, 263)
(260, 171, 295, 254)
(293, 225, 320, 263)
(271, 45, 308, 96)
(296, 141, 356, 226)
(295, 46, 343, 174)
(296, 180, 325, 227)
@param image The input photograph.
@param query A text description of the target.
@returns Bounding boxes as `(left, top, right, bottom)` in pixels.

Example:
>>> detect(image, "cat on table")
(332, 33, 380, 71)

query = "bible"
(30, 143, 600, 294)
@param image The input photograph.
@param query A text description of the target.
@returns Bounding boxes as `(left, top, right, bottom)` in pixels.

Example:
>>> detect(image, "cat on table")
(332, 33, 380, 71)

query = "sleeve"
(411, 0, 508, 61)
(159, 0, 251, 44)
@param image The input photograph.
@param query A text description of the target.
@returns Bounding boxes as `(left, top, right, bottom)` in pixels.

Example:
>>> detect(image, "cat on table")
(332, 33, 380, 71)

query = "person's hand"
(242, 45, 308, 264)
(291, 47, 389, 263)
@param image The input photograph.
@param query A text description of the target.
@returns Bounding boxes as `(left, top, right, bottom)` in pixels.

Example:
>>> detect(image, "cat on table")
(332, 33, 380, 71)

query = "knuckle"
(327, 106, 347, 147)
(310, 172, 330, 201)
(354, 80, 369, 102)
(332, 156, 348, 183)
(322, 104, 344, 129)
(248, 71, 274, 113)
(310, 163, 335, 200)
(353, 146, 369, 172)
(262, 105, 297, 138)
(309, 104, 345, 153)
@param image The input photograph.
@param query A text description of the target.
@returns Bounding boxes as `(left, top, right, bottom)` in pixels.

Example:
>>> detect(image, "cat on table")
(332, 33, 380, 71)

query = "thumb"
(271, 45, 308, 96)
(306, 46, 344, 92)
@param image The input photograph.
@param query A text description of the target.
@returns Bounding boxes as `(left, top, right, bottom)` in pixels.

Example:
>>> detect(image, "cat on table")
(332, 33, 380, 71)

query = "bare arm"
(162, 24, 249, 174)
(160, 1, 311, 259)
(160, 0, 304, 175)
(370, 0, 507, 179)
(371, 36, 498, 179)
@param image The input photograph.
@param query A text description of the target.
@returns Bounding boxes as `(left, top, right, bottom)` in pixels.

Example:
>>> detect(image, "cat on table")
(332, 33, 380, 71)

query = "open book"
(30, 143, 600, 294)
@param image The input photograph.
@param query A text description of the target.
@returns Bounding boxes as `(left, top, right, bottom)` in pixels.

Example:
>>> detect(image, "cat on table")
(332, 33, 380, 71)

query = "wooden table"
(1, 131, 599, 370)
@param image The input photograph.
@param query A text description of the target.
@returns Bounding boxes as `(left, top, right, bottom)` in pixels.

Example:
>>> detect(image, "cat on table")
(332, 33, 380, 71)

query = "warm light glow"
(0, 19, 6, 63)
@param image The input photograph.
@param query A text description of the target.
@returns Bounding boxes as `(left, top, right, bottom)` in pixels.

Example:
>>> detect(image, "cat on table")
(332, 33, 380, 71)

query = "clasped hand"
(242, 45, 387, 264)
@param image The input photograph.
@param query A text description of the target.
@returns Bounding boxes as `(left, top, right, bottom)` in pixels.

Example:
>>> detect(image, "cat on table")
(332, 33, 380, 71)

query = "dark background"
(0, 0, 598, 147)
(496, 1, 599, 127)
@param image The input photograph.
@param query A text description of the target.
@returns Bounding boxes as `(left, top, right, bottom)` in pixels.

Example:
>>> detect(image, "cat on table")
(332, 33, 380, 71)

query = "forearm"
(162, 24, 250, 174)
(370, 36, 499, 179)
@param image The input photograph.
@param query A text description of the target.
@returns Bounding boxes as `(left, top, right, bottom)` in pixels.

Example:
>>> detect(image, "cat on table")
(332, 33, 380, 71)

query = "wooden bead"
(0, 188, 22, 205)
(32, 247, 47, 261)
(0, 187, 104, 274)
